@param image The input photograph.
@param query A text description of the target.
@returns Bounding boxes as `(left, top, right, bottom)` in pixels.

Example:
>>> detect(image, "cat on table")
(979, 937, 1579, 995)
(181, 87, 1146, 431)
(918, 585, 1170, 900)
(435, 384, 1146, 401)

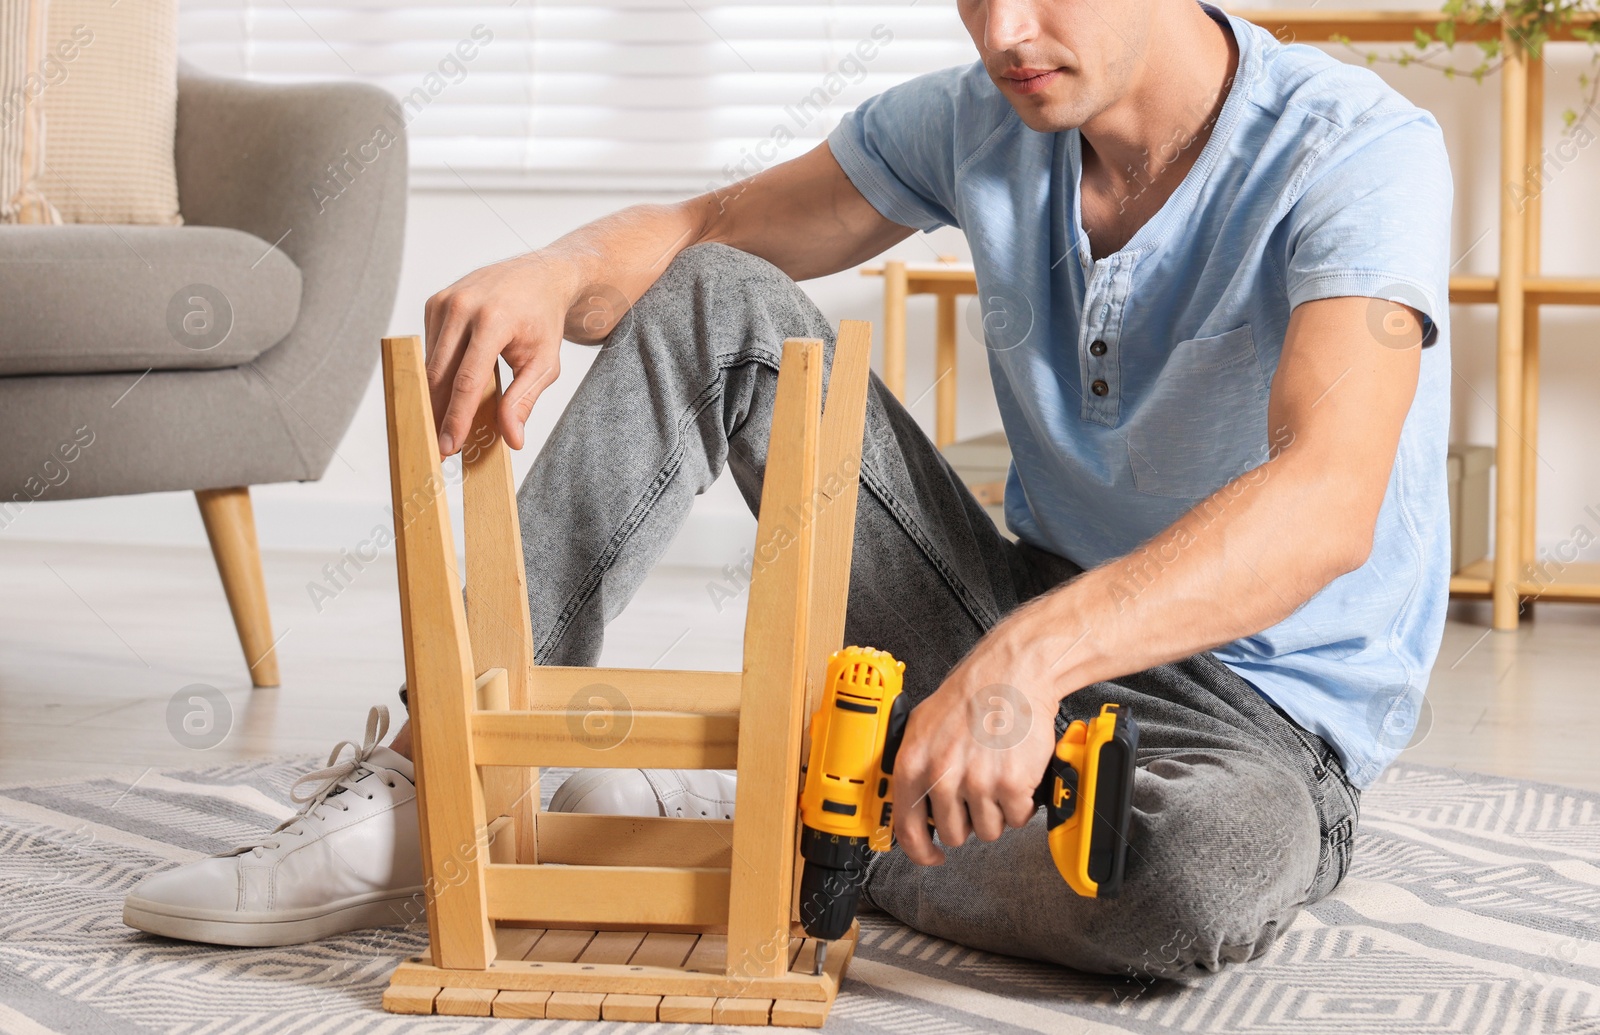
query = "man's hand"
(891, 604, 1073, 864)
(420, 143, 910, 459)
(424, 253, 581, 455)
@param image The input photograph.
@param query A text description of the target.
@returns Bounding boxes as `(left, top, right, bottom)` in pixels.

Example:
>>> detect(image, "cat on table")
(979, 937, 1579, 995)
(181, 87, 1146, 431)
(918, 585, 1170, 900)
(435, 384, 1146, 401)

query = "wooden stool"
(378, 321, 873, 1027)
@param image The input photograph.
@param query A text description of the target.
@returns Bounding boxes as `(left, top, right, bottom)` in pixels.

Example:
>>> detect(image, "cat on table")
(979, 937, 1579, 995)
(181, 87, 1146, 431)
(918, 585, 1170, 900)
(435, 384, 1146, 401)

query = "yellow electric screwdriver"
(796, 646, 1139, 975)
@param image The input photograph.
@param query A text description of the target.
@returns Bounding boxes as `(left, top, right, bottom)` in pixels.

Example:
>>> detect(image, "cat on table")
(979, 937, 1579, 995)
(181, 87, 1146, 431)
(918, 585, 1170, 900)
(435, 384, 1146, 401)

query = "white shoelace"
(233, 705, 397, 859)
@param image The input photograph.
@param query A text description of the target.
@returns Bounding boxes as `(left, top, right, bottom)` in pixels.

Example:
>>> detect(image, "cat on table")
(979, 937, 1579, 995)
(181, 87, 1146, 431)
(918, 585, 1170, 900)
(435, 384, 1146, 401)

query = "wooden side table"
(860, 258, 978, 447)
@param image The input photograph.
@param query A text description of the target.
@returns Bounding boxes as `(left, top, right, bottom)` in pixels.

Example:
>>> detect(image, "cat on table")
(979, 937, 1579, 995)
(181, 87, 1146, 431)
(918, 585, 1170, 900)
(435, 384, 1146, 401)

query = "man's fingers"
(965, 790, 1007, 843)
(893, 774, 943, 866)
(437, 328, 509, 457)
(927, 778, 971, 850)
(426, 304, 473, 450)
(424, 291, 446, 359)
(498, 359, 558, 450)
(999, 780, 1039, 829)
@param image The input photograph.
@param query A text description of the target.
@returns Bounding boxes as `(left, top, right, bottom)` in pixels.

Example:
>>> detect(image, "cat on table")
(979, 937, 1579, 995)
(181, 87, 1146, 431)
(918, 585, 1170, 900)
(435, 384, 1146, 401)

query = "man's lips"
(999, 67, 1062, 95)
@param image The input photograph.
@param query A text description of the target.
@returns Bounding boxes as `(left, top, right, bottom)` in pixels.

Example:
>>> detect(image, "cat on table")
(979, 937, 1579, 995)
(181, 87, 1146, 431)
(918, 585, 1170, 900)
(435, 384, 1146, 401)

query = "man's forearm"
(529, 143, 910, 345)
(1014, 443, 1374, 703)
(533, 200, 714, 345)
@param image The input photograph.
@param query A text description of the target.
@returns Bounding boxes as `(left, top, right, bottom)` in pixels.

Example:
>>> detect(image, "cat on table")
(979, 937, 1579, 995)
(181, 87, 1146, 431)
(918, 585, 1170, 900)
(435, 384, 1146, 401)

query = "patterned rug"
(1, 760, 1597, 1034)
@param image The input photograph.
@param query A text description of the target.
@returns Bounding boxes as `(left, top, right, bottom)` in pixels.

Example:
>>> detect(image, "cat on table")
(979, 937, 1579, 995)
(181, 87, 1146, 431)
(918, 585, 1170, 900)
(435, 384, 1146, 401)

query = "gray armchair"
(0, 65, 407, 686)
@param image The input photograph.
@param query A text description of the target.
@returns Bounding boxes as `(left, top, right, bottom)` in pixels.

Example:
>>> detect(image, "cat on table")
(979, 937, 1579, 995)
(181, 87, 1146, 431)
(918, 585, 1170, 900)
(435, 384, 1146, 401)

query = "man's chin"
(1005, 98, 1085, 134)
(991, 75, 1087, 133)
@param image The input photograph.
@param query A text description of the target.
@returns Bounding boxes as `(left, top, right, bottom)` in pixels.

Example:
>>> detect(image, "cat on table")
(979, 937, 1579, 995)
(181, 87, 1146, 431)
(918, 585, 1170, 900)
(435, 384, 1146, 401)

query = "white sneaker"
(549, 769, 738, 820)
(124, 706, 424, 947)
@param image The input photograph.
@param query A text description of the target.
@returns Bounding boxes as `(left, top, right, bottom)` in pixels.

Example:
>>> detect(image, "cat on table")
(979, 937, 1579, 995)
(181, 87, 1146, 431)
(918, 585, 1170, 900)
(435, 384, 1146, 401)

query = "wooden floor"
(0, 538, 1595, 792)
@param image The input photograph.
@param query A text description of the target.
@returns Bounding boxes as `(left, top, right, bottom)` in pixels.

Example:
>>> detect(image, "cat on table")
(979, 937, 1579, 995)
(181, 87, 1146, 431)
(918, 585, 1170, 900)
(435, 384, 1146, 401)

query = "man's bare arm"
(891, 295, 1426, 864)
(424, 142, 911, 455)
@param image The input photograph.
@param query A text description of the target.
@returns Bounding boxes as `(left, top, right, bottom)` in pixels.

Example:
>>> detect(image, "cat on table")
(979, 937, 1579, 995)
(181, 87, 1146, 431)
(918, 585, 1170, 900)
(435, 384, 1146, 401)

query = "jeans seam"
(856, 459, 1002, 635)
(535, 348, 782, 664)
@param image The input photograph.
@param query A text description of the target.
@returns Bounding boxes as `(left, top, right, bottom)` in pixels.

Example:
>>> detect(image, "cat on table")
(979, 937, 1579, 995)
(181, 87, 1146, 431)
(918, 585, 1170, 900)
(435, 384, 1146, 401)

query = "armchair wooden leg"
(195, 486, 281, 687)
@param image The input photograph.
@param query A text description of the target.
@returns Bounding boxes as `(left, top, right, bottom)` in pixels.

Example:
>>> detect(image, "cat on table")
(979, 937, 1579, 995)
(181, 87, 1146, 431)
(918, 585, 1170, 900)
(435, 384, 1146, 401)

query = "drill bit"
(813, 940, 828, 977)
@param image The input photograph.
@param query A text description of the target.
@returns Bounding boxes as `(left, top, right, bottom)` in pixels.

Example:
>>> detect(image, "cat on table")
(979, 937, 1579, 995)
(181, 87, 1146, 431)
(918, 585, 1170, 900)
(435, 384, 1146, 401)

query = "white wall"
(12, 33, 1600, 573)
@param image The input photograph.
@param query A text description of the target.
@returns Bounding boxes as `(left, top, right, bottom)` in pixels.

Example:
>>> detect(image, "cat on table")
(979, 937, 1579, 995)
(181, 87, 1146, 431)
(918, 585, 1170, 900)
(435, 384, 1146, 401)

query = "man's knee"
(1098, 755, 1322, 980)
(630, 242, 796, 322)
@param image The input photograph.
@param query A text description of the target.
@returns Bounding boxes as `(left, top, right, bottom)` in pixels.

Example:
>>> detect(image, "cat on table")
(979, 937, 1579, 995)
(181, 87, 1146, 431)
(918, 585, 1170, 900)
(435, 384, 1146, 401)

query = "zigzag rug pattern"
(1, 763, 1597, 1034)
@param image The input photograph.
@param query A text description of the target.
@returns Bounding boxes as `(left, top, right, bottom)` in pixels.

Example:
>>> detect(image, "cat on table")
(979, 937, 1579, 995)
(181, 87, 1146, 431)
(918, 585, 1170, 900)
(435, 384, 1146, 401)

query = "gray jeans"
(518, 242, 1361, 982)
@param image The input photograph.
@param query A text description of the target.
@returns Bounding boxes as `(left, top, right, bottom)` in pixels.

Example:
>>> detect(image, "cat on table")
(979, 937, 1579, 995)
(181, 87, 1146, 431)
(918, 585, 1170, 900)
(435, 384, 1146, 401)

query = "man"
(126, 0, 1451, 980)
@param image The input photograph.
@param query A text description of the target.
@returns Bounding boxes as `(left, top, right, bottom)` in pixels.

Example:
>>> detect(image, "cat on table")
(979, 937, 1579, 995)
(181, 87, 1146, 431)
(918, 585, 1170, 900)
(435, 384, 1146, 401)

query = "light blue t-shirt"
(827, 3, 1452, 787)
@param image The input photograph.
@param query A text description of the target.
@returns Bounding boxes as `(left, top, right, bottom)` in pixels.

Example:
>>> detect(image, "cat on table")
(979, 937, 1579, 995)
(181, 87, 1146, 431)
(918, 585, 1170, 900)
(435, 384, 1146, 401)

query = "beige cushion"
(36, 0, 181, 225)
(0, 0, 63, 223)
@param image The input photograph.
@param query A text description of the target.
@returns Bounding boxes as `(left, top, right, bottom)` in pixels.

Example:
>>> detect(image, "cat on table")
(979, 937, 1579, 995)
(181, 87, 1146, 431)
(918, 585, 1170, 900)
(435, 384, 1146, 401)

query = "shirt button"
(1091, 379, 1109, 397)
(1089, 340, 1107, 356)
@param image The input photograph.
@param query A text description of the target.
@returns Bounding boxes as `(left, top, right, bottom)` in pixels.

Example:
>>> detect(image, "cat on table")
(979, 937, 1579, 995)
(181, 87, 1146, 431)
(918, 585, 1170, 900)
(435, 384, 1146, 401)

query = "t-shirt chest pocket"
(1124, 325, 1270, 499)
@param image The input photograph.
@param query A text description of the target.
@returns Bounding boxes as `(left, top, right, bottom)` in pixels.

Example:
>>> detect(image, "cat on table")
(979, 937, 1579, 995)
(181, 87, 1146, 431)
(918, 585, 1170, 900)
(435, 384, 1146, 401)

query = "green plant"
(1334, 0, 1600, 130)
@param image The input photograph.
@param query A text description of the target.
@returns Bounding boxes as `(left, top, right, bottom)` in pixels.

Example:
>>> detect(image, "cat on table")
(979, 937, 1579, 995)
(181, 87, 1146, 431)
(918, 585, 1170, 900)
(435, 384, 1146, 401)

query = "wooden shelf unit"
(865, 10, 1600, 626)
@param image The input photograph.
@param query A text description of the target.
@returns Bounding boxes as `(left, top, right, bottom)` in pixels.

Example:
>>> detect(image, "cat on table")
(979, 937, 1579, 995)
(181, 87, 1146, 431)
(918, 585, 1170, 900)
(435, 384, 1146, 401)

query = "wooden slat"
(602, 993, 662, 1021)
(474, 669, 509, 711)
(660, 995, 718, 1022)
(389, 956, 833, 1001)
(485, 864, 731, 927)
(529, 666, 743, 713)
(683, 932, 728, 973)
(805, 320, 872, 723)
(545, 992, 606, 1020)
(493, 924, 542, 960)
(485, 815, 516, 865)
(798, 924, 857, 990)
(1519, 560, 1600, 601)
(491, 991, 550, 1019)
(381, 985, 438, 1015)
(728, 338, 823, 978)
(381, 334, 496, 970)
(629, 931, 700, 968)
(1448, 558, 1493, 597)
(861, 262, 973, 281)
(536, 812, 733, 868)
(790, 939, 822, 977)
(474, 674, 519, 833)
(579, 930, 647, 964)
(771, 998, 830, 1027)
(522, 927, 594, 962)
(714, 998, 773, 1024)
(473, 709, 738, 769)
(792, 320, 874, 925)
(1527, 277, 1600, 305)
(435, 987, 497, 1017)
(1441, 560, 1600, 602)
(464, 368, 540, 865)
(1449, 275, 1497, 304)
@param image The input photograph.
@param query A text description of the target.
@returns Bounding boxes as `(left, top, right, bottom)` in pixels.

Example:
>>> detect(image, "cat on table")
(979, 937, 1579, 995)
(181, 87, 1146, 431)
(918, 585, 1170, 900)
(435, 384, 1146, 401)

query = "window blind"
(177, 0, 974, 190)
